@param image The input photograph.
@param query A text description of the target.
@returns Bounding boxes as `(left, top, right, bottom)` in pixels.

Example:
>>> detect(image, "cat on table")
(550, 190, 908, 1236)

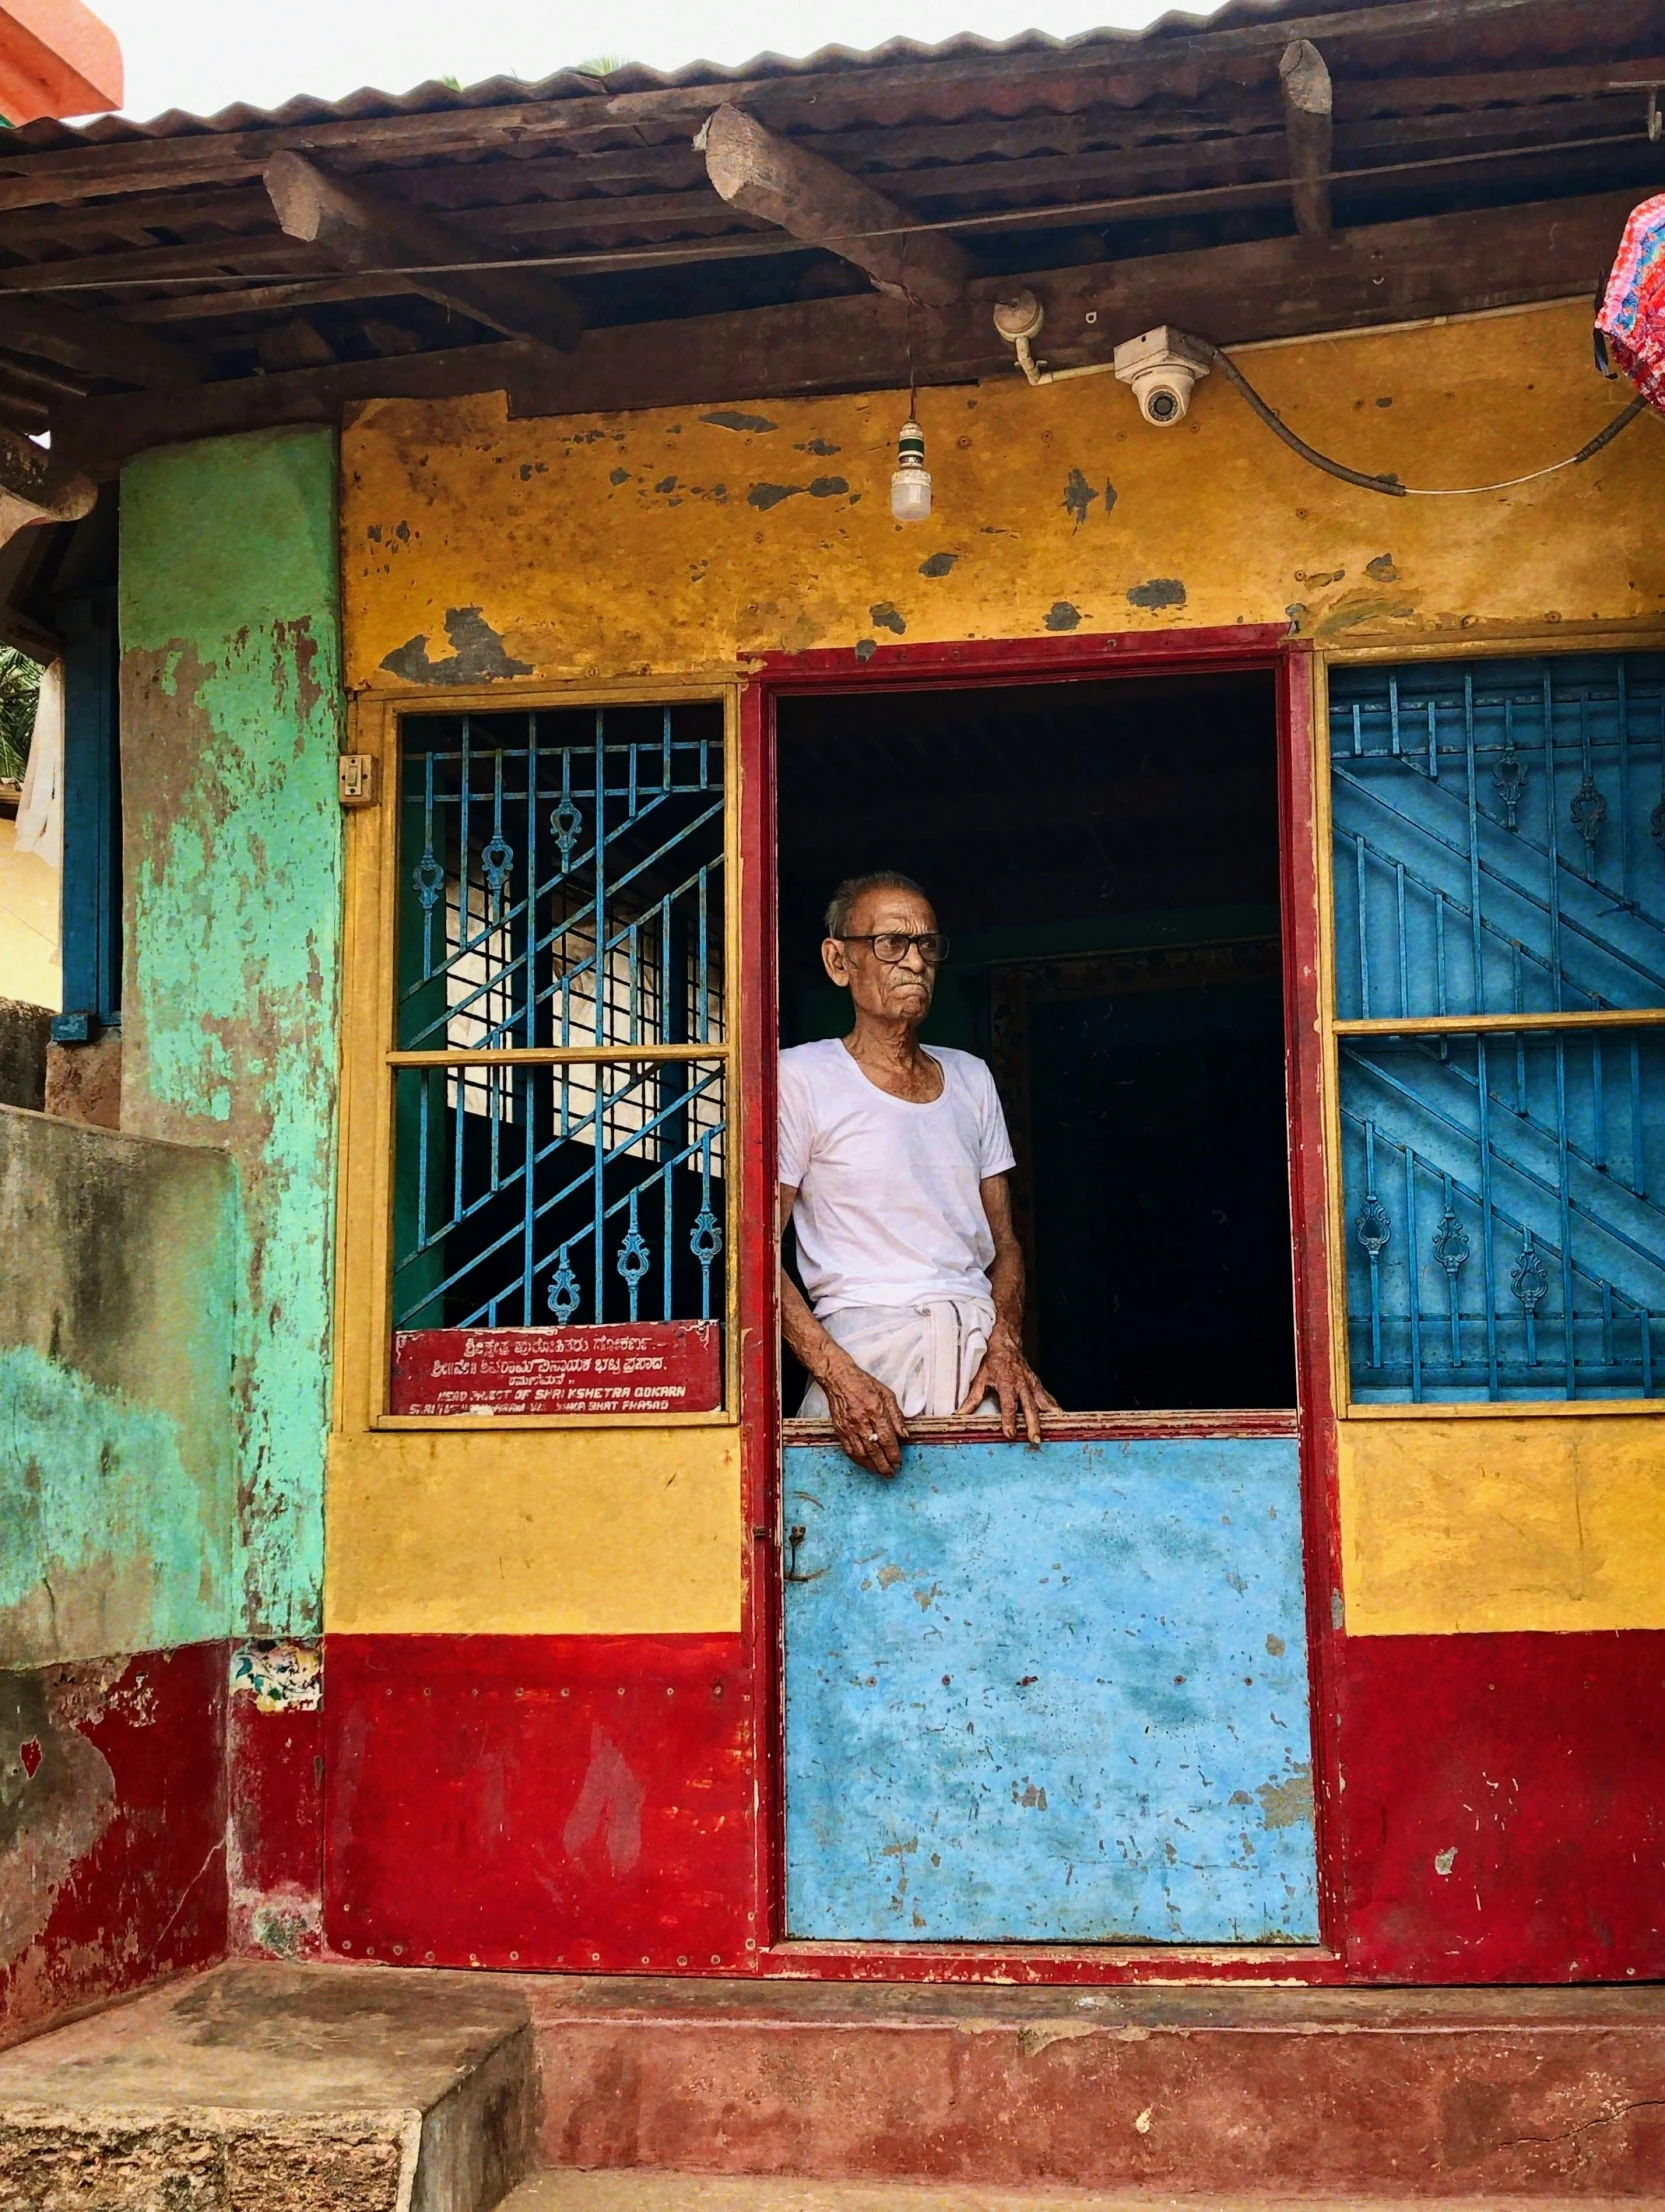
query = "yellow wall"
(337, 299, 1665, 1640)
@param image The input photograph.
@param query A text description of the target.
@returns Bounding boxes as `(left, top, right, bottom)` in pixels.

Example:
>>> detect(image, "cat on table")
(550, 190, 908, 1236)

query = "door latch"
(784, 1523, 824, 1584)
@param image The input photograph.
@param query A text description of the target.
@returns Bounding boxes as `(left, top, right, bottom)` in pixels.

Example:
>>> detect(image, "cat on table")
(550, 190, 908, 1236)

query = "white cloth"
(13, 660, 62, 871)
(779, 1037, 1015, 1317)
(797, 1298, 996, 1419)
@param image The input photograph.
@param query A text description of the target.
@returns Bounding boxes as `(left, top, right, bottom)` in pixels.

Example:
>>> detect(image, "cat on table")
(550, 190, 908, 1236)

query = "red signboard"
(391, 1321, 722, 1416)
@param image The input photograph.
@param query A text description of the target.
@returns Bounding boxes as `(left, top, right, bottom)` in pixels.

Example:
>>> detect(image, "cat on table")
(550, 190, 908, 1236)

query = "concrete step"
(0, 1960, 536, 2212)
(523, 1975, 1665, 2197)
(502, 2183, 1648, 2212)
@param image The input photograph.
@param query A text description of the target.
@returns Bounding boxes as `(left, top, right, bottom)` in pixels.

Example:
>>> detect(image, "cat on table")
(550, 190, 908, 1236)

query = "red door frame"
(736, 626, 1347, 1984)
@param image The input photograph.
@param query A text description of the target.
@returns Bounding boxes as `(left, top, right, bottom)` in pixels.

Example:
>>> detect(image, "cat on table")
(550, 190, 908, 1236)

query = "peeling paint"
(120, 427, 345, 1638)
(0, 1662, 120, 1966)
(808, 476, 849, 498)
(1256, 1764, 1315, 1831)
(1063, 469, 1095, 527)
(1045, 601, 1082, 632)
(379, 604, 533, 684)
(746, 483, 803, 511)
(0, 1348, 221, 1665)
(701, 409, 778, 433)
(562, 1726, 645, 1876)
(869, 602, 906, 635)
(1366, 553, 1400, 581)
(918, 552, 960, 577)
(231, 1639, 321, 1713)
(1127, 578, 1188, 610)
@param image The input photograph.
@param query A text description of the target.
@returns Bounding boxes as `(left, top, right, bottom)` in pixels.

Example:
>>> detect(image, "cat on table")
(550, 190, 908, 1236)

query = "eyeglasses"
(838, 931, 950, 965)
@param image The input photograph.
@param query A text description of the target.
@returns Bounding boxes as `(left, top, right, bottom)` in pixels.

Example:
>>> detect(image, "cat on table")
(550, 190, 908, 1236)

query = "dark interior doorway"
(775, 671, 1298, 1412)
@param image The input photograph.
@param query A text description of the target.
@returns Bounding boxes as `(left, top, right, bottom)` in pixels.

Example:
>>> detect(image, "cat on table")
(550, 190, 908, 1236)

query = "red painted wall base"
(324, 1626, 1665, 1985)
(324, 1634, 757, 1973)
(0, 1642, 226, 2046)
(1337, 1628, 1665, 1983)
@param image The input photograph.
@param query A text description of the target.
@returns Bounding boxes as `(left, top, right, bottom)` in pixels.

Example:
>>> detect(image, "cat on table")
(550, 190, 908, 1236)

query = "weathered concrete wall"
(0, 997, 46, 1111)
(0, 1105, 234, 2039)
(0, 1105, 234, 1667)
(119, 425, 345, 1640)
(343, 299, 1665, 688)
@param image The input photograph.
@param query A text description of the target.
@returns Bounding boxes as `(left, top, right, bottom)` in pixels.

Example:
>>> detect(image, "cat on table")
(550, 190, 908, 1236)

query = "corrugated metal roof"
(3, 0, 1360, 149)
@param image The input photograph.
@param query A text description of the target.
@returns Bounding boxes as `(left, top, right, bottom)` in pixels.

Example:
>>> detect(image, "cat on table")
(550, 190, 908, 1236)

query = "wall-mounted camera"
(1112, 326, 1212, 426)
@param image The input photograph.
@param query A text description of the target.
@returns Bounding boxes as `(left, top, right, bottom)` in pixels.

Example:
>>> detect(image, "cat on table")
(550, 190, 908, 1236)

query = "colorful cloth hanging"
(1597, 193, 1665, 414)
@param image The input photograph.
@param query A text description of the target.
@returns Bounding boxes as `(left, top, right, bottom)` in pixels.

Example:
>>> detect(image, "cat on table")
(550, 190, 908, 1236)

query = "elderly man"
(779, 871, 1057, 1476)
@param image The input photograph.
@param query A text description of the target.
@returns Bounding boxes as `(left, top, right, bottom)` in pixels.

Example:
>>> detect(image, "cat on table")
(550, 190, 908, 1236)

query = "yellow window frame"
(334, 678, 745, 1435)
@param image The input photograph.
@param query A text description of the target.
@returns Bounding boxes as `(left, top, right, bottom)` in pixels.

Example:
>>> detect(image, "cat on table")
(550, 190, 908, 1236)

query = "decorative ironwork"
(1569, 773, 1607, 858)
(1431, 1210, 1469, 1279)
(1510, 1232, 1549, 1313)
(1355, 1193, 1390, 1257)
(618, 1201, 651, 1321)
(690, 1206, 723, 1267)
(412, 845, 445, 912)
(480, 829, 514, 903)
(1492, 730, 1527, 830)
(547, 1250, 581, 1324)
(550, 793, 583, 865)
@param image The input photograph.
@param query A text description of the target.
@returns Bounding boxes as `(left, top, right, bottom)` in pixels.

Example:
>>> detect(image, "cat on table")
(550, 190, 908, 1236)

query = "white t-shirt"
(779, 1038, 1016, 1317)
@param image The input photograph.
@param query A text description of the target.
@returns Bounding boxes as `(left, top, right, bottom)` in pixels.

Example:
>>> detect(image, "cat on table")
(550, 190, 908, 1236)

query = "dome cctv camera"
(1112, 326, 1211, 426)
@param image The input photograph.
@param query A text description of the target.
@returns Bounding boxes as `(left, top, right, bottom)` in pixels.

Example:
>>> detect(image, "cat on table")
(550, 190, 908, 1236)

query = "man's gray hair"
(823, 871, 930, 940)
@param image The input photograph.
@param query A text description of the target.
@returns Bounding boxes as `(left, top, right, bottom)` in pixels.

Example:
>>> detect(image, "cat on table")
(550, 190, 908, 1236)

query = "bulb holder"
(891, 416, 932, 520)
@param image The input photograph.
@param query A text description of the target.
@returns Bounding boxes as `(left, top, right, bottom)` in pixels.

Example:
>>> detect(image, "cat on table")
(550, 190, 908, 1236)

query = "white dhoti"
(798, 1297, 997, 1419)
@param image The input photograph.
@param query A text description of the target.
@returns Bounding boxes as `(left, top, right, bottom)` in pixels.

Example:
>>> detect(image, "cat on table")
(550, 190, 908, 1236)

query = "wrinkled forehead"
(841, 885, 938, 937)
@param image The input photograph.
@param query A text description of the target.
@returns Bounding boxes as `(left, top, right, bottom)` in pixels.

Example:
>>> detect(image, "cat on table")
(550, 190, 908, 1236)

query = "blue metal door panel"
(783, 1436, 1317, 1943)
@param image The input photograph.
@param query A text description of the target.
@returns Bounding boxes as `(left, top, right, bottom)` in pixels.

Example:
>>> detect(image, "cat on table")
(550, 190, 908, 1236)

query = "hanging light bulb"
(890, 414, 932, 522)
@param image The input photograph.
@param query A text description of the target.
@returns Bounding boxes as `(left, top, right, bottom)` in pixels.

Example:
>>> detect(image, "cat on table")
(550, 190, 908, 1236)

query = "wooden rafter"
(264, 151, 585, 352)
(54, 189, 1638, 475)
(701, 103, 973, 306)
(0, 293, 202, 387)
(1282, 39, 1335, 238)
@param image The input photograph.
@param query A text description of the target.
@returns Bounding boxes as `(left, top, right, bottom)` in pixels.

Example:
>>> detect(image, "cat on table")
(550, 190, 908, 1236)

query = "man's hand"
(819, 1346, 909, 1477)
(956, 1321, 1059, 1445)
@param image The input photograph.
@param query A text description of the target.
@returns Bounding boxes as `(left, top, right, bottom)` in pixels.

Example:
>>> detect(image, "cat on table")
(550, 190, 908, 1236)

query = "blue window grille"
(391, 703, 728, 1355)
(1330, 655, 1665, 1402)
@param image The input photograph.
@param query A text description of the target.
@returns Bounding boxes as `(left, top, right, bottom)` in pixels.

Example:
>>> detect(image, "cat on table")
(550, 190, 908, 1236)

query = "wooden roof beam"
(54, 188, 1641, 476)
(1281, 38, 1334, 238)
(0, 290, 203, 387)
(700, 103, 973, 307)
(263, 150, 585, 353)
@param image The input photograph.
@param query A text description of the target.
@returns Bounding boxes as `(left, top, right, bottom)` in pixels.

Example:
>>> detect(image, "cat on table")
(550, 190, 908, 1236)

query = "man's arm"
(779, 1182, 909, 1477)
(956, 1173, 1059, 1444)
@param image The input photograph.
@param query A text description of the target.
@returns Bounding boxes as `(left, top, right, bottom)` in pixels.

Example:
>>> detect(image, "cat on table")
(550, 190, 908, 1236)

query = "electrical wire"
(1191, 337, 1652, 497)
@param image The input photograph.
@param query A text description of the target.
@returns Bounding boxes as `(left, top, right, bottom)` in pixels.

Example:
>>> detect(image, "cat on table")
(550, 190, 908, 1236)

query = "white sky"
(92, 0, 1182, 122)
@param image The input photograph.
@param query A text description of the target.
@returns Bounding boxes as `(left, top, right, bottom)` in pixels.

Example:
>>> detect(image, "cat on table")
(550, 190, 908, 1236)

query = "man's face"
(822, 886, 940, 1023)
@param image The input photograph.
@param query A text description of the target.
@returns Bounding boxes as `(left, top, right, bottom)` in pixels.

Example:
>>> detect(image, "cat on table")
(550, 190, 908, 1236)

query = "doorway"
(773, 664, 1319, 1944)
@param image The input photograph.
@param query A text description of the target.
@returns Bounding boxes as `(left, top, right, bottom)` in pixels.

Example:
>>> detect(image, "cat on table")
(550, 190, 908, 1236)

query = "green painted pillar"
(119, 427, 344, 1637)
